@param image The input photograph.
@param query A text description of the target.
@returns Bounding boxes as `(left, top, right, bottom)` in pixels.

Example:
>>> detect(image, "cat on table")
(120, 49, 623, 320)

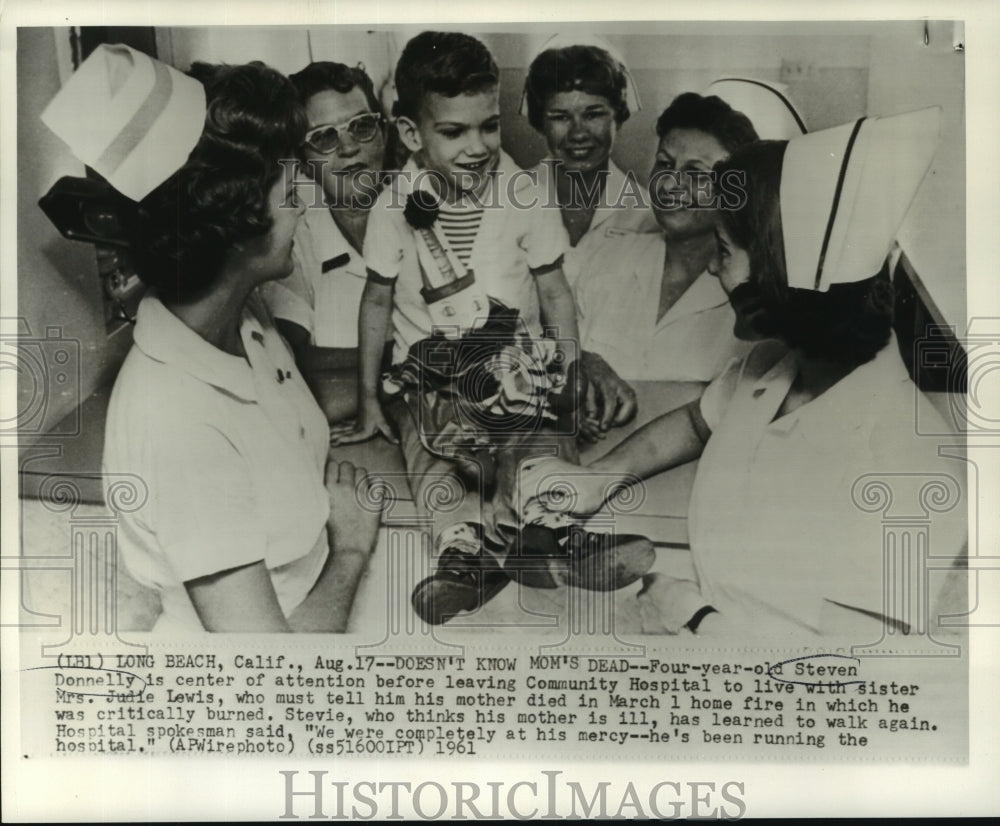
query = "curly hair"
(656, 92, 758, 155)
(524, 44, 631, 131)
(715, 140, 894, 365)
(130, 61, 307, 302)
(289, 61, 381, 115)
(393, 31, 499, 122)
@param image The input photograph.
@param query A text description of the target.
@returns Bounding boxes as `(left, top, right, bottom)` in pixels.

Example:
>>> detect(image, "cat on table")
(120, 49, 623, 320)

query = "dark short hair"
(393, 31, 499, 121)
(131, 61, 306, 302)
(289, 61, 381, 115)
(656, 92, 758, 154)
(524, 44, 630, 131)
(715, 140, 894, 365)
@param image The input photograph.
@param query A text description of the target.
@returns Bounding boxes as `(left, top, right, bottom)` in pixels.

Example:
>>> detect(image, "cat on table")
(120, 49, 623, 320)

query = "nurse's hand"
(330, 398, 398, 446)
(325, 459, 385, 557)
(518, 455, 621, 517)
(637, 574, 707, 634)
(579, 351, 638, 440)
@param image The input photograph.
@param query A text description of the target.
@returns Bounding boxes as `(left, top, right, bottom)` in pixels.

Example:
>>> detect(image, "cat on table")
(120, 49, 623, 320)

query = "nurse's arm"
(186, 460, 383, 632)
(286, 540, 370, 632)
(289, 458, 385, 632)
(185, 551, 370, 633)
(520, 399, 708, 518)
(187, 562, 294, 632)
(590, 400, 708, 484)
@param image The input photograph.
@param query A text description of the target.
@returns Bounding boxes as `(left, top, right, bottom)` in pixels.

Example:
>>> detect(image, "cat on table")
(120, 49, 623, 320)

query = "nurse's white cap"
(41, 44, 206, 202)
(520, 33, 642, 115)
(705, 77, 806, 140)
(780, 106, 940, 292)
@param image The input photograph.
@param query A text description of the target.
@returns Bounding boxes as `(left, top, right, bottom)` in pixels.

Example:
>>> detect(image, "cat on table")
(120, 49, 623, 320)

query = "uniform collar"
(627, 235, 731, 324)
(133, 292, 264, 401)
(655, 269, 731, 325)
(761, 335, 910, 441)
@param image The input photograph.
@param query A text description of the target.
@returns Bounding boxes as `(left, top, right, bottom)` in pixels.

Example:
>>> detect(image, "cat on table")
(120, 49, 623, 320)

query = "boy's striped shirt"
(437, 203, 484, 267)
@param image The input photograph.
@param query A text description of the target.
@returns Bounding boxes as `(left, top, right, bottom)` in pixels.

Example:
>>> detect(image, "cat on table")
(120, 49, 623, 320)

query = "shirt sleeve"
(698, 355, 744, 433)
(362, 188, 404, 282)
(152, 422, 268, 583)
(519, 196, 570, 272)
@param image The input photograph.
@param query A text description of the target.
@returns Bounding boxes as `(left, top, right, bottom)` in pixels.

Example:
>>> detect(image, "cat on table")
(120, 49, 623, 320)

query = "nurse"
(41, 48, 385, 632)
(521, 35, 651, 254)
(520, 108, 967, 635)
(261, 62, 389, 423)
(572, 79, 807, 390)
(572, 91, 765, 386)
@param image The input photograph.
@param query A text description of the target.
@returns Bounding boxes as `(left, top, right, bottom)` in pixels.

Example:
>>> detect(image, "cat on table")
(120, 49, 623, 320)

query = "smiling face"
(301, 87, 385, 208)
(542, 90, 617, 174)
(398, 87, 501, 202)
(650, 127, 729, 239)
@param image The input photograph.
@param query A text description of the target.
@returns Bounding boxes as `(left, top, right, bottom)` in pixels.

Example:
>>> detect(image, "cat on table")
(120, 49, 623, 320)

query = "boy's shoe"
(502, 523, 570, 589)
(411, 547, 511, 625)
(562, 526, 656, 591)
(506, 524, 655, 591)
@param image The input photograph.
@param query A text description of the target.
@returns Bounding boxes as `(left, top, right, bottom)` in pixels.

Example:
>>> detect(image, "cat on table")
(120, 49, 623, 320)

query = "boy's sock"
(434, 521, 486, 558)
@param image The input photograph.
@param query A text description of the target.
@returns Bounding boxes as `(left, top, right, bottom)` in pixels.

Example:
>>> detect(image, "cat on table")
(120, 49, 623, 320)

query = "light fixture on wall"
(38, 176, 141, 327)
(39, 176, 132, 247)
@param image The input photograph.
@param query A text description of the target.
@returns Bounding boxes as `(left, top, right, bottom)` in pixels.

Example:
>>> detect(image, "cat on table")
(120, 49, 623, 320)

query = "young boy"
(334, 32, 652, 624)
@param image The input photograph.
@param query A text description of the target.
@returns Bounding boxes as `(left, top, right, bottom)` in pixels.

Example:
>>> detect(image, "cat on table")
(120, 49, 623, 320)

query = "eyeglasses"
(302, 112, 384, 154)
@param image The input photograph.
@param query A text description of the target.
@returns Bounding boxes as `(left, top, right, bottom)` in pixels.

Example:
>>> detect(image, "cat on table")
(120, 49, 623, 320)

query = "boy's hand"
(580, 351, 637, 438)
(325, 459, 385, 557)
(330, 398, 398, 445)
